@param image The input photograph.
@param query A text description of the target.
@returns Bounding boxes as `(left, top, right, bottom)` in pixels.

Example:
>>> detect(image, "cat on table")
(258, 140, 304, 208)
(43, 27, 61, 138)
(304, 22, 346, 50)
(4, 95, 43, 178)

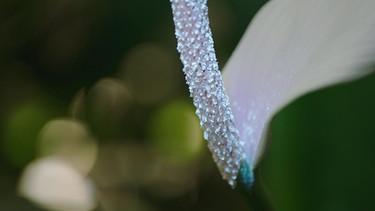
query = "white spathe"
(223, 0, 375, 168)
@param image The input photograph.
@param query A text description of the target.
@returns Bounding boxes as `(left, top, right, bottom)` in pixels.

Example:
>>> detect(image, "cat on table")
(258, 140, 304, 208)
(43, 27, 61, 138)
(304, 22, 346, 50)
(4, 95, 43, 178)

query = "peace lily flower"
(171, 0, 375, 189)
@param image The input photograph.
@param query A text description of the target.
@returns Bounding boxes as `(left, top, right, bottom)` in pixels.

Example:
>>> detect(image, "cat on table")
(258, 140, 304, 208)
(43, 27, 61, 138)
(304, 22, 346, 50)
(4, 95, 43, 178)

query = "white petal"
(223, 0, 375, 167)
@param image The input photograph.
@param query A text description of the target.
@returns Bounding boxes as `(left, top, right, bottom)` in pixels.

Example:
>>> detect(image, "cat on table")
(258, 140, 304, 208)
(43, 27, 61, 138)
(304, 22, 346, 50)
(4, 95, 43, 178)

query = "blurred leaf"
(148, 101, 204, 165)
(2, 100, 55, 168)
(260, 73, 375, 210)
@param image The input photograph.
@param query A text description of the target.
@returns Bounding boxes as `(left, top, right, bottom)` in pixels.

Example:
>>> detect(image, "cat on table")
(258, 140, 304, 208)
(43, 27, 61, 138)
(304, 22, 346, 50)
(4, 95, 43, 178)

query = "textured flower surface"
(171, 0, 375, 188)
(170, 0, 247, 187)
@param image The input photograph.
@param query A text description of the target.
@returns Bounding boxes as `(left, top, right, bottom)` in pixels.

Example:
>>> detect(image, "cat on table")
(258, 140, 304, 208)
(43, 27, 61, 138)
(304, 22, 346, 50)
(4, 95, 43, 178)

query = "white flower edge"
(223, 0, 375, 169)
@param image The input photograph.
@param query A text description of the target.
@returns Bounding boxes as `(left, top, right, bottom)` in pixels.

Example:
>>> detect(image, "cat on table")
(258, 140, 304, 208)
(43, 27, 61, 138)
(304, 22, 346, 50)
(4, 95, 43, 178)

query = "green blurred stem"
(237, 172, 274, 211)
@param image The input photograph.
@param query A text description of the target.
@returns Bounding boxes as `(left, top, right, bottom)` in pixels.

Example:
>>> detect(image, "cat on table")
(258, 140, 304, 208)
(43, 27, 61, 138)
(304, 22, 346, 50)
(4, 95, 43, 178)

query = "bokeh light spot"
(148, 100, 203, 165)
(2, 101, 55, 168)
(18, 156, 97, 211)
(37, 118, 98, 175)
(118, 43, 180, 105)
(84, 78, 134, 138)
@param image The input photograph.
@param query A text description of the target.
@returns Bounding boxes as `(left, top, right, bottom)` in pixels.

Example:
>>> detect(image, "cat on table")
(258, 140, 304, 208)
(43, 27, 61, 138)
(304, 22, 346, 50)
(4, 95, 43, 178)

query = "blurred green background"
(1, 0, 375, 210)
